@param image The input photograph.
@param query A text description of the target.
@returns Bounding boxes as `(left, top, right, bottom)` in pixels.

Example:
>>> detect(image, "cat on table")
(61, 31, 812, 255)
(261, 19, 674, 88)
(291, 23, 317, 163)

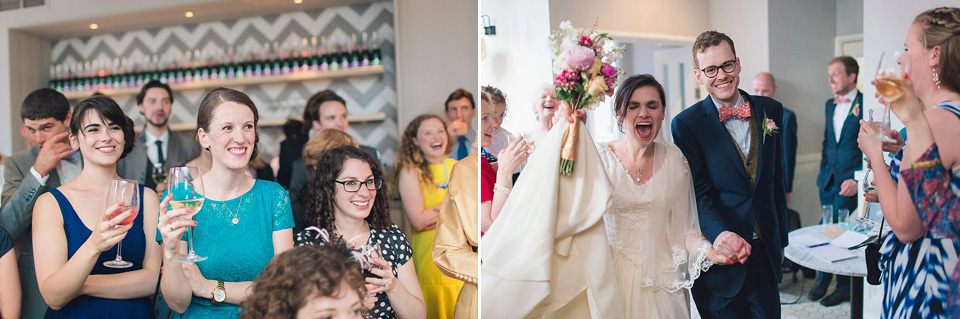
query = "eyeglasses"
(699, 59, 737, 78)
(334, 178, 383, 192)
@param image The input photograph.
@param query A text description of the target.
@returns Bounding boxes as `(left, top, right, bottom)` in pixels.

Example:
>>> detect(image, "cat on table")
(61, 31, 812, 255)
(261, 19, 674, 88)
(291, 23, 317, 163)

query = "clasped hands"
(708, 231, 751, 265)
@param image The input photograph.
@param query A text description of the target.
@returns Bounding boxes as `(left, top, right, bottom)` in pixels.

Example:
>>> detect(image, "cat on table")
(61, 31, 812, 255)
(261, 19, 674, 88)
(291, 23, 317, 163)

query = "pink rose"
(563, 45, 596, 70)
(765, 118, 778, 130)
(601, 63, 616, 77)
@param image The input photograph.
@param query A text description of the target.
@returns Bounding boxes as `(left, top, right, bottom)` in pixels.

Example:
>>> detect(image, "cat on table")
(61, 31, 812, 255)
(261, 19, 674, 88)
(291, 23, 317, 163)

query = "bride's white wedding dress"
(596, 141, 714, 318)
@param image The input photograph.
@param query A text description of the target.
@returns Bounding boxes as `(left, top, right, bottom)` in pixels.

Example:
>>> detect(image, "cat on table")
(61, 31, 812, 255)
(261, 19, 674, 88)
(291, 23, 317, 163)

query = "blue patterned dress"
(880, 134, 960, 318)
(898, 101, 960, 316)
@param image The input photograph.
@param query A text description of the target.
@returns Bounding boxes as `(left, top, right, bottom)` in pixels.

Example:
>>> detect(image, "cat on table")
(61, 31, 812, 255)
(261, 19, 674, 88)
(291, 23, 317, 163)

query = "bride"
(596, 74, 737, 317)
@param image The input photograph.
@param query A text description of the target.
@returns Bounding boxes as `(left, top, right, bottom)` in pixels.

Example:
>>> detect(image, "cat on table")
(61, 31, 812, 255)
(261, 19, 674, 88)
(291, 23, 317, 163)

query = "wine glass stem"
(114, 239, 124, 261)
(187, 225, 196, 255)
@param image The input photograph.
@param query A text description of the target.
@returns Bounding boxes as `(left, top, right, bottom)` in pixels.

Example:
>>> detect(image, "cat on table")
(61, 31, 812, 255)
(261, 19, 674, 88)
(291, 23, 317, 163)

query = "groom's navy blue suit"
(672, 89, 788, 318)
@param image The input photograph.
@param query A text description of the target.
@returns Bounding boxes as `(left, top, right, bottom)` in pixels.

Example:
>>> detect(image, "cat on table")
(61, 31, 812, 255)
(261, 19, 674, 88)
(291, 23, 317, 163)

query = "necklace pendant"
(635, 176, 641, 183)
(232, 217, 239, 224)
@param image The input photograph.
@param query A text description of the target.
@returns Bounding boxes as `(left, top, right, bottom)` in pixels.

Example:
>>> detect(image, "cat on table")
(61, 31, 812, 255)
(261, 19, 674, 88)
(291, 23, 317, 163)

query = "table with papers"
(785, 224, 870, 319)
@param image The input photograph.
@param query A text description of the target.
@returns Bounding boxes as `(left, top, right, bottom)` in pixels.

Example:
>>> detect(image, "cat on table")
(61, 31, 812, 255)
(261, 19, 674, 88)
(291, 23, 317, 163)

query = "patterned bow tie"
(718, 101, 752, 122)
(834, 96, 851, 104)
(480, 148, 498, 163)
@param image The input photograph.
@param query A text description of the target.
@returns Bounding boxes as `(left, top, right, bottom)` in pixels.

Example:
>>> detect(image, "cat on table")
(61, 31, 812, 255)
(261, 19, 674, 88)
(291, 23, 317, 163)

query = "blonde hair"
(301, 129, 359, 168)
(914, 7, 960, 93)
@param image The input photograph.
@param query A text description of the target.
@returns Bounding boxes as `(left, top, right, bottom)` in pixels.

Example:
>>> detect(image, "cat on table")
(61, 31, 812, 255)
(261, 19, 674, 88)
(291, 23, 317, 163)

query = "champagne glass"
(168, 166, 206, 262)
(103, 179, 140, 268)
(151, 163, 168, 186)
(873, 51, 903, 143)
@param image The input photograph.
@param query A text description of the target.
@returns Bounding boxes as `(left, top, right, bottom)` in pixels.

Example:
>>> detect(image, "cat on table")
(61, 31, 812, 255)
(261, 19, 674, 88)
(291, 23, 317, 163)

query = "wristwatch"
(211, 280, 226, 305)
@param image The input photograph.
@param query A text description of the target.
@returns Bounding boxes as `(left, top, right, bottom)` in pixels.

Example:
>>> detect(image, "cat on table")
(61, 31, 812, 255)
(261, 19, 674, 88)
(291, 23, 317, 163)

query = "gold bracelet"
(911, 159, 941, 169)
(494, 183, 512, 195)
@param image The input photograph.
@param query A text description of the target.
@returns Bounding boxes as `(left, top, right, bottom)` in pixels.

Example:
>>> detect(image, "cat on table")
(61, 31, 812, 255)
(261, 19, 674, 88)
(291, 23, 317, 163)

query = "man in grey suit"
(1, 88, 78, 318)
(118, 80, 199, 191)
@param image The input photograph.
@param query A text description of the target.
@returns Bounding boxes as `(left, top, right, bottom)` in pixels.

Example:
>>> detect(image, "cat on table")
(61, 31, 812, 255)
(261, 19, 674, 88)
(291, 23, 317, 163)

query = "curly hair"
(394, 114, 451, 187)
(914, 7, 960, 93)
(305, 146, 392, 233)
(70, 96, 136, 159)
(241, 245, 366, 319)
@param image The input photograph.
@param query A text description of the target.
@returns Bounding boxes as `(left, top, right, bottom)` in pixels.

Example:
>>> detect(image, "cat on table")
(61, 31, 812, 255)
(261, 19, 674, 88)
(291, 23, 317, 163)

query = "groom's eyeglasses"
(699, 59, 737, 78)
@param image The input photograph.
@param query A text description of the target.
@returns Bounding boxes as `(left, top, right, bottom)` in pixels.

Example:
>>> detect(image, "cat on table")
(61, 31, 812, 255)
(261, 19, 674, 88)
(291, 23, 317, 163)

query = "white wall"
(708, 0, 768, 95)
(480, 0, 552, 135)
(548, 0, 709, 39)
(395, 0, 478, 131)
(837, 0, 864, 36)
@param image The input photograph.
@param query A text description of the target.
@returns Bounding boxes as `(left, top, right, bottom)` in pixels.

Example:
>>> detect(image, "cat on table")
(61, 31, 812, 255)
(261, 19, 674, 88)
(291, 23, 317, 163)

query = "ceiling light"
(185, 11, 194, 18)
(294, 0, 302, 3)
(89, 23, 99, 30)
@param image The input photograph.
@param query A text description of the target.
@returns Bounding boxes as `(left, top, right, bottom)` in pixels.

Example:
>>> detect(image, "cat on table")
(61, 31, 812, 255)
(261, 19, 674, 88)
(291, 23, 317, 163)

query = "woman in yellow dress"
(395, 114, 463, 318)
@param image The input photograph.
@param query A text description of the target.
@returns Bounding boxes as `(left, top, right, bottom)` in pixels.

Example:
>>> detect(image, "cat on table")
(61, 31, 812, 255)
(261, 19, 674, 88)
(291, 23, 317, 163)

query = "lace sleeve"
(663, 144, 713, 291)
(269, 182, 294, 231)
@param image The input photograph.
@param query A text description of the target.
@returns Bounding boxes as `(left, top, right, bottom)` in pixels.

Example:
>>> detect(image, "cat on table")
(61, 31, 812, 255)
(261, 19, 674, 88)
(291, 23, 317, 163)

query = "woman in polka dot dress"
(294, 146, 426, 319)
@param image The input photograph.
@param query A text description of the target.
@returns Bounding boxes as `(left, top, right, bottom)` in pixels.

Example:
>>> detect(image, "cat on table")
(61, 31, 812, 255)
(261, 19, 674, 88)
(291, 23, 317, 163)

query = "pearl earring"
(933, 67, 942, 90)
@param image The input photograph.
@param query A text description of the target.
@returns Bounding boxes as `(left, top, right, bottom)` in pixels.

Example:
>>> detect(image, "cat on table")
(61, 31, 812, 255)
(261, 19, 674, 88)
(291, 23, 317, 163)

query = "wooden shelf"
(62, 66, 385, 99)
(135, 112, 388, 133)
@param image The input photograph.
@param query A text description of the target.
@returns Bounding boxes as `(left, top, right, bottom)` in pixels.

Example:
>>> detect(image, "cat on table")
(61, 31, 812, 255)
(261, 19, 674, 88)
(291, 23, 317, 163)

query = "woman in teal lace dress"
(157, 88, 294, 318)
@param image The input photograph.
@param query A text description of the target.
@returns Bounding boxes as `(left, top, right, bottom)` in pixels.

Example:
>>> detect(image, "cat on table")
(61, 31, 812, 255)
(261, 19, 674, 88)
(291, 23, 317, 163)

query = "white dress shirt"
(713, 93, 751, 155)
(30, 150, 82, 185)
(144, 129, 170, 167)
(833, 89, 858, 142)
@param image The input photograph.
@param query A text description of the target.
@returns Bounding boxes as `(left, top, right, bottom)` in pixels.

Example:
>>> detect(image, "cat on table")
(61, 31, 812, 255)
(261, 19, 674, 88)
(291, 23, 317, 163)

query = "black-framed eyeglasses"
(334, 178, 383, 192)
(699, 59, 737, 78)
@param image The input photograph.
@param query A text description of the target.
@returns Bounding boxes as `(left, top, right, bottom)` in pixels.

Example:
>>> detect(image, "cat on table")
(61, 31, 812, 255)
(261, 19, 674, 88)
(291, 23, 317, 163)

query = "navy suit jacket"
(782, 108, 798, 193)
(817, 92, 863, 193)
(671, 89, 788, 298)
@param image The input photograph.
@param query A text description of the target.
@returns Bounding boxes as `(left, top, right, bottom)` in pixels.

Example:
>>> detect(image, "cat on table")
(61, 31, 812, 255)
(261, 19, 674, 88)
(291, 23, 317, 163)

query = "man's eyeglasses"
(334, 178, 383, 192)
(699, 59, 737, 78)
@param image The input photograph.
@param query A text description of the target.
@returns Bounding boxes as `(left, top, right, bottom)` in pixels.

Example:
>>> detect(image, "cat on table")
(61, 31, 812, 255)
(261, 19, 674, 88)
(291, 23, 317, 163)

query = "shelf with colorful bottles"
(54, 32, 384, 100)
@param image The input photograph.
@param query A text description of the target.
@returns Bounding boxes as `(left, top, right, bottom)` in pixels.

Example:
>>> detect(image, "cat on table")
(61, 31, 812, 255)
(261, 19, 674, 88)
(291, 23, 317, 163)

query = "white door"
(653, 46, 696, 143)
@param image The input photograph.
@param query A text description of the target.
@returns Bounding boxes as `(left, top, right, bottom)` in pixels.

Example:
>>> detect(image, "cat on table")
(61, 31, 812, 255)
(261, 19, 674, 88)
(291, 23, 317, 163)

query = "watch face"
(214, 289, 226, 302)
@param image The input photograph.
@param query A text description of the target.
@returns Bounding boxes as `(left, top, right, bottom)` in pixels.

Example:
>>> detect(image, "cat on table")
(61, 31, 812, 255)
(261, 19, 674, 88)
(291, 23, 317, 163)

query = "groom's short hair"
(692, 30, 737, 69)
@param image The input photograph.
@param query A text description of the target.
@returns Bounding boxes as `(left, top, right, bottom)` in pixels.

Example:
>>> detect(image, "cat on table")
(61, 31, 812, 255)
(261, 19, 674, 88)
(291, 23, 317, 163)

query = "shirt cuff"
(29, 167, 49, 186)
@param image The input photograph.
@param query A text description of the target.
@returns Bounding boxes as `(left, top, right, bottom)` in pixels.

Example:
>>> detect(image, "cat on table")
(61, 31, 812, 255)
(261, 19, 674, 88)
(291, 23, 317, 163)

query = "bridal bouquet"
(550, 20, 625, 175)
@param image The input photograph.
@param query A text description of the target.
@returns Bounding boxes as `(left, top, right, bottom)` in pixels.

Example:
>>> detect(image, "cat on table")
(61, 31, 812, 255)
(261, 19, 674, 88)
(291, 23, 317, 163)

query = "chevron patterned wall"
(50, 1, 399, 169)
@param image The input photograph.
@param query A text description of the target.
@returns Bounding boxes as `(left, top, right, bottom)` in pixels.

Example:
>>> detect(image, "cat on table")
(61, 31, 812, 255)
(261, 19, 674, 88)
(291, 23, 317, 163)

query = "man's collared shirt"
(144, 129, 170, 166)
(712, 93, 750, 155)
(30, 150, 82, 186)
(833, 89, 859, 142)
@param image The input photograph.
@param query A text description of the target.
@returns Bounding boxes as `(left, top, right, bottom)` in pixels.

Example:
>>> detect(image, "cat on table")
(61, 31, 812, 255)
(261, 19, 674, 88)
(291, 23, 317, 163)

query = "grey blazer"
(118, 130, 199, 184)
(0, 146, 69, 318)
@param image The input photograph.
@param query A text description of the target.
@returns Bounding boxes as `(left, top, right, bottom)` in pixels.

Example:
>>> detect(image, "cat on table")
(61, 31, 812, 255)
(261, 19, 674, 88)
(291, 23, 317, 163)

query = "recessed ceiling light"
(294, 0, 302, 3)
(89, 23, 99, 30)
(185, 11, 194, 18)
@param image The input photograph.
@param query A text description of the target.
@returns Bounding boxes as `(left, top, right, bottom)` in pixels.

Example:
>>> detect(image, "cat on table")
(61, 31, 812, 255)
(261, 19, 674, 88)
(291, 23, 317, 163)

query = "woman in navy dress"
(32, 97, 161, 318)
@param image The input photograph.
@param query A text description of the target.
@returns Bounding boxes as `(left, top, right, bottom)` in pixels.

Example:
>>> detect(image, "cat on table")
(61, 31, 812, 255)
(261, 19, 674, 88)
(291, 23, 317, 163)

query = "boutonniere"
(762, 111, 779, 143)
(850, 99, 861, 117)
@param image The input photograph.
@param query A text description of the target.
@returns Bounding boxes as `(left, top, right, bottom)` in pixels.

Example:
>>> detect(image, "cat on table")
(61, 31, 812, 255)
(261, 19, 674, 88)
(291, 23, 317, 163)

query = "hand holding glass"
(872, 51, 902, 143)
(169, 166, 206, 262)
(103, 179, 140, 268)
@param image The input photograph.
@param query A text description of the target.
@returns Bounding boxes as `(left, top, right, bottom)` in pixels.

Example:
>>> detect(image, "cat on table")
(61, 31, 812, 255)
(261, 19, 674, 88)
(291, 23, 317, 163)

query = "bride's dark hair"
(612, 74, 666, 133)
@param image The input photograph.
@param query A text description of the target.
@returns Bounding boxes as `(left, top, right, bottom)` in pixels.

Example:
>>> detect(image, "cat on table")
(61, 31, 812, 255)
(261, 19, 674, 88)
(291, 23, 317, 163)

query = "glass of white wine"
(151, 163, 168, 186)
(873, 51, 903, 143)
(168, 166, 206, 262)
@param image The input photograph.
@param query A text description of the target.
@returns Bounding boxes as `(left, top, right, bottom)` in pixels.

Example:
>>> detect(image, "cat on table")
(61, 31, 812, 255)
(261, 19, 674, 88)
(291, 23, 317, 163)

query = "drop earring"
(933, 67, 942, 90)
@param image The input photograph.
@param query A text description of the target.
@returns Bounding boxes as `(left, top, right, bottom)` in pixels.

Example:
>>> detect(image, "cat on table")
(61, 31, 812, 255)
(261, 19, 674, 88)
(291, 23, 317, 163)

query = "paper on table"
(830, 231, 870, 249)
(809, 244, 858, 263)
(792, 234, 829, 247)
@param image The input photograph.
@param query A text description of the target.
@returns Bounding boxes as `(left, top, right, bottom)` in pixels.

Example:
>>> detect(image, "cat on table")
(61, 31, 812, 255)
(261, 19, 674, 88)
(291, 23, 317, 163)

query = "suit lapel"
(837, 93, 863, 142)
(699, 97, 750, 184)
(826, 100, 837, 143)
(166, 133, 182, 170)
(747, 93, 764, 192)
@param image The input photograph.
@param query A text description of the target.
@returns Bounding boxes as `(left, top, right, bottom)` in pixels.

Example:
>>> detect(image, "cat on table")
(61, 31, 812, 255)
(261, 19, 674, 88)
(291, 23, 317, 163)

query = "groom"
(671, 31, 788, 318)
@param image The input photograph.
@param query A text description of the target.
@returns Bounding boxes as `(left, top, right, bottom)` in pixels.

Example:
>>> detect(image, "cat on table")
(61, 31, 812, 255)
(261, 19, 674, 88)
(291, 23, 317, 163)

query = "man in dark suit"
(277, 90, 381, 188)
(753, 72, 798, 203)
(118, 80, 199, 192)
(1, 88, 78, 319)
(445, 88, 477, 160)
(809, 56, 863, 307)
(671, 31, 788, 318)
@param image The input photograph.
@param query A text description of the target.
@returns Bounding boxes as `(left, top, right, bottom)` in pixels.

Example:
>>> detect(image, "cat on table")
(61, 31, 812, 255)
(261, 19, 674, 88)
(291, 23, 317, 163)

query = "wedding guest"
(289, 129, 358, 232)
(294, 146, 425, 319)
(117, 80, 199, 191)
(0, 226, 21, 318)
(482, 85, 512, 158)
(859, 7, 960, 316)
(444, 89, 477, 160)
(671, 30, 787, 318)
(241, 245, 367, 319)
(395, 114, 462, 318)
(478, 88, 528, 233)
(157, 88, 294, 318)
(520, 85, 559, 145)
(2, 88, 78, 318)
(752, 72, 798, 205)
(433, 150, 479, 319)
(32, 96, 161, 317)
